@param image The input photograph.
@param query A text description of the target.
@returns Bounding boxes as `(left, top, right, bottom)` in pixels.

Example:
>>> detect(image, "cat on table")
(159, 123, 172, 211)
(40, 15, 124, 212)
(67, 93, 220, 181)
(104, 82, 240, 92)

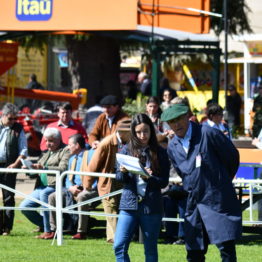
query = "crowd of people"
(1, 79, 261, 261)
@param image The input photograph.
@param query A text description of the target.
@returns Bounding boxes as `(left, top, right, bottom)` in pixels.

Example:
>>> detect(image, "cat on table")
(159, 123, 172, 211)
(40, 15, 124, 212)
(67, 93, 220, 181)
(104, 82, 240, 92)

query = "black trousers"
(0, 163, 17, 231)
(186, 222, 237, 262)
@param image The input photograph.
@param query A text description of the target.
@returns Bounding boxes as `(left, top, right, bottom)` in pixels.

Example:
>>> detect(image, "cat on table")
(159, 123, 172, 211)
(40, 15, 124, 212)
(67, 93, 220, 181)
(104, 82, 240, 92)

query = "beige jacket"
(35, 144, 70, 187)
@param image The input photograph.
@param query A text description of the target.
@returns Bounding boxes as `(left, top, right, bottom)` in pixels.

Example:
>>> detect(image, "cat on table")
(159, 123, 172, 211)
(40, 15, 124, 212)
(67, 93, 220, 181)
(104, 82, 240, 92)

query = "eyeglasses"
(8, 117, 17, 121)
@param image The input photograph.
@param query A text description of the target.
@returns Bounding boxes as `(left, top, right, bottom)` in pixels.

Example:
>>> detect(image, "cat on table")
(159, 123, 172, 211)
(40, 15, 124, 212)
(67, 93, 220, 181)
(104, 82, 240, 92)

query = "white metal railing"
(232, 178, 262, 222)
(0, 168, 59, 212)
(0, 168, 59, 214)
(0, 168, 262, 246)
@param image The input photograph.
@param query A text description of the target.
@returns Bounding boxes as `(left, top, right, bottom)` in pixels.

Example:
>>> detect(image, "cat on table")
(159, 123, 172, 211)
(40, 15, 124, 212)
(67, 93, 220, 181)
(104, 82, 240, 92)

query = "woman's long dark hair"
(129, 113, 160, 175)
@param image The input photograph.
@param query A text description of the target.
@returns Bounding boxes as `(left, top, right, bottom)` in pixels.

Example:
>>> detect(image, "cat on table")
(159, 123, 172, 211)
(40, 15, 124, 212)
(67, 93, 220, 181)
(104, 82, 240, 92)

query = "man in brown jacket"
(83, 119, 131, 243)
(88, 95, 128, 149)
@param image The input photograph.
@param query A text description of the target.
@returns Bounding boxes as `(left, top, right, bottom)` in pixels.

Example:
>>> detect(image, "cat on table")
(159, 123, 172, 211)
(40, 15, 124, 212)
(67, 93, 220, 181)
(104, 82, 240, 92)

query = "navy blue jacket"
(116, 145, 170, 215)
(167, 122, 242, 250)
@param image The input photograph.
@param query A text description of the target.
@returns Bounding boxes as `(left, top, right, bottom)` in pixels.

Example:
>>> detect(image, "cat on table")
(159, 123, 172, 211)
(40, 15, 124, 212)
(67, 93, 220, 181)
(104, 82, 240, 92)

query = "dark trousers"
(163, 195, 186, 239)
(186, 223, 237, 262)
(0, 164, 17, 231)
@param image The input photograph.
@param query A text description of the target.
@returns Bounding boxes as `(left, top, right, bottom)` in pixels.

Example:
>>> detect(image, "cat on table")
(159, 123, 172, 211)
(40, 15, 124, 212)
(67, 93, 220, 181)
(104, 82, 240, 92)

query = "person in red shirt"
(40, 102, 88, 151)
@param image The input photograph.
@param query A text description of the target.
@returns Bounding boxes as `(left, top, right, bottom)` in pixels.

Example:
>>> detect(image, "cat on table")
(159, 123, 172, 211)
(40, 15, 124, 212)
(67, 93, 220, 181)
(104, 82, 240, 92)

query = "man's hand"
(31, 163, 43, 169)
(92, 140, 100, 149)
(7, 163, 18, 169)
(7, 156, 25, 169)
(166, 129, 175, 139)
(69, 185, 82, 196)
(252, 138, 259, 147)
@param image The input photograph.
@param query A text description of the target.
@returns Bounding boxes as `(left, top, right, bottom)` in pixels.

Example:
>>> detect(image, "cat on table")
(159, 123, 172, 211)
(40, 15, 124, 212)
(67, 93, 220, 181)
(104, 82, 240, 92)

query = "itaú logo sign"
(16, 0, 53, 21)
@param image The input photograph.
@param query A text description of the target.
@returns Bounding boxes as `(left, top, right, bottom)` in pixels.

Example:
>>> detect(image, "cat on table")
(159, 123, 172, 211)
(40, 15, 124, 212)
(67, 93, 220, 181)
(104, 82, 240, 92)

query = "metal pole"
(224, 0, 228, 112)
(151, 0, 159, 97)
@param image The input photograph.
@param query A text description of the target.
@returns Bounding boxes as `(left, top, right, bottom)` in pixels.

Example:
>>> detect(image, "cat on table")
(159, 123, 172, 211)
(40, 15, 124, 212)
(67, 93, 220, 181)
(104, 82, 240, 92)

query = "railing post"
(249, 184, 254, 222)
(56, 171, 63, 246)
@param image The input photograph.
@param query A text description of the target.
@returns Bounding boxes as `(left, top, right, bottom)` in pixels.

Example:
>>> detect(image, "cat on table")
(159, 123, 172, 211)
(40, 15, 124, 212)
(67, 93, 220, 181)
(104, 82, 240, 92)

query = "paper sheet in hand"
(21, 159, 33, 169)
(116, 153, 150, 177)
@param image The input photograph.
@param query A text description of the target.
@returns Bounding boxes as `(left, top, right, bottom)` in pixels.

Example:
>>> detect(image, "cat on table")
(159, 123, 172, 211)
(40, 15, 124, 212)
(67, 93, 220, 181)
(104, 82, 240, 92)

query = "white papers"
(116, 153, 150, 177)
(21, 159, 33, 169)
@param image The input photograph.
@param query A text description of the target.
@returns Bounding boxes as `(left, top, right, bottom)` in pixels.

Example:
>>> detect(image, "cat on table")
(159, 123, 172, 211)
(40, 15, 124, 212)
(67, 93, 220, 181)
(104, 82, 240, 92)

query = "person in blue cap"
(161, 104, 242, 262)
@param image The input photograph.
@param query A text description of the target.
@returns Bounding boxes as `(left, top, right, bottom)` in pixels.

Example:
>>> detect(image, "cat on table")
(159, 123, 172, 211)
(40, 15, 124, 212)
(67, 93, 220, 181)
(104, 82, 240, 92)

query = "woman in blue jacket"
(114, 113, 170, 262)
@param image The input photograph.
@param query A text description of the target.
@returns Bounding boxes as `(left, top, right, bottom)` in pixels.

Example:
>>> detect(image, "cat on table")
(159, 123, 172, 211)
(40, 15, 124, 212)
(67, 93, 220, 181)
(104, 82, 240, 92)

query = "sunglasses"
(8, 117, 17, 121)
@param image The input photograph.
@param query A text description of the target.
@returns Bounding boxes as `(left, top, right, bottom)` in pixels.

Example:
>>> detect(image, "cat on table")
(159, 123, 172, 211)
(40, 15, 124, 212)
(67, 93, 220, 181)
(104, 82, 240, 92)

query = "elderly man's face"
(1, 114, 17, 127)
(167, 114, 190, 138)
(58, 108, 72, 124)
(44, 137, 61, 151)
(103, 105, 119, 118)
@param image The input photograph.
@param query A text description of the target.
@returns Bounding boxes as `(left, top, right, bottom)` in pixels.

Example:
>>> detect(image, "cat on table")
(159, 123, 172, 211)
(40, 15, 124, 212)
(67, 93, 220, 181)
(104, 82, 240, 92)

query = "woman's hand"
(144, 167, 152, 175)
(140, 167, 152, 180)
(120, 166, 128, 173)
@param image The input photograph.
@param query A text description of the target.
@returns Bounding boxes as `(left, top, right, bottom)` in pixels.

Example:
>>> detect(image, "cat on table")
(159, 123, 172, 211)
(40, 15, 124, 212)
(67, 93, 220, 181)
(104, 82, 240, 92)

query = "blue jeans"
(20, 186, 55, 232)
(114, 205, 162, 262)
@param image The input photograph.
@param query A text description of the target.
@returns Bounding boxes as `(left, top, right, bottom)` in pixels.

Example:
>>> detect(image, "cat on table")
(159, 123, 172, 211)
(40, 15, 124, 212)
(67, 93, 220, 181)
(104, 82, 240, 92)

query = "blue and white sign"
(57, 52, 68, 68)
(16, 0, 53, 21)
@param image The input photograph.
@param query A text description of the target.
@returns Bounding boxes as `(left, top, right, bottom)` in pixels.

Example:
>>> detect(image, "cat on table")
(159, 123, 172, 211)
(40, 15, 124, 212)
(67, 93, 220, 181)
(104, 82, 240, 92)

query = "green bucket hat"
(161, 104, 189, 122)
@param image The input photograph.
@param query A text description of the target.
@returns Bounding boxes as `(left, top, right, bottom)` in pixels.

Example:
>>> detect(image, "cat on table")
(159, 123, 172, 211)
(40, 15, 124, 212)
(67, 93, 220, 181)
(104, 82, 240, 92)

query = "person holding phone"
(114, 113, 170, 262)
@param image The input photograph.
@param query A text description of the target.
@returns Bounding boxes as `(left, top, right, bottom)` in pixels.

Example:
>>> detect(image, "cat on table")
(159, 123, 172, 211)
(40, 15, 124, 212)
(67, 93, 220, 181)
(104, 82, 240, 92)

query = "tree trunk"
(66, 35, 121, 107)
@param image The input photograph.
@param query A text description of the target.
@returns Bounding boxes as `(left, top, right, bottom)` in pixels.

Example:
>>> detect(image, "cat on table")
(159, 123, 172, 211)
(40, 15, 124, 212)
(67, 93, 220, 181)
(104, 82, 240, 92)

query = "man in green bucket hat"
(161, 103, 241, 262)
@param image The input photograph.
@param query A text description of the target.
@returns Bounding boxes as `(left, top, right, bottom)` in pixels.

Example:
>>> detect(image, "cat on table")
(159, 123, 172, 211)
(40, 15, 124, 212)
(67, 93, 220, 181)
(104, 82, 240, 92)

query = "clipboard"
(116, 153, 151, 177)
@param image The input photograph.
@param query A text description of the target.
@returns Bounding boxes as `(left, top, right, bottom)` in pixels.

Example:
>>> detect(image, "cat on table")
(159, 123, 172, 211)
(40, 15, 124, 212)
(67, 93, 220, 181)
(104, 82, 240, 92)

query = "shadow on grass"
(238, 234, 262, 245)
(87, 219, 107, 239)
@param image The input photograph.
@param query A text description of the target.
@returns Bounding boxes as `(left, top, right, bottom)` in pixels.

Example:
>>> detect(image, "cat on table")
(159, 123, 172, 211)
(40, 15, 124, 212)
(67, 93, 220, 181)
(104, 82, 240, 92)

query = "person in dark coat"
(252, 85, 262, 138)
(202, 103, 231, 140)
(0, 103, 28, 235)
(226, 85, 242, 135)
(161, 104, 242, 262)
(25, 73, 44, 112)
(114, 113, 170, 262)
(137, 72, 151, 96)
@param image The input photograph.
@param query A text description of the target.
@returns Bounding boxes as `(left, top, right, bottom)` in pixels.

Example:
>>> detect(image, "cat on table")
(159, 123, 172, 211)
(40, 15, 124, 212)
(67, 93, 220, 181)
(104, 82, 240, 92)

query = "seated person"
(47, 134, 98, 240)
(203, 103, 231, 139)
(20, 128, 70, 239)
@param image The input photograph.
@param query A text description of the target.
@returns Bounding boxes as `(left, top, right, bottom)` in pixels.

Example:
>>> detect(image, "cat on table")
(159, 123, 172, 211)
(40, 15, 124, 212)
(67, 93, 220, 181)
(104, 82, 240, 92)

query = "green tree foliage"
(210, 0, 252, 35)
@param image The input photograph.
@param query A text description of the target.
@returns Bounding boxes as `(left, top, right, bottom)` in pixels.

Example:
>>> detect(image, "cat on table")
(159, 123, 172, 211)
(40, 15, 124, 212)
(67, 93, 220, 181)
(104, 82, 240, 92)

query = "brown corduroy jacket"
(88, 110, 128, 145)
(83, 133, 121, 198)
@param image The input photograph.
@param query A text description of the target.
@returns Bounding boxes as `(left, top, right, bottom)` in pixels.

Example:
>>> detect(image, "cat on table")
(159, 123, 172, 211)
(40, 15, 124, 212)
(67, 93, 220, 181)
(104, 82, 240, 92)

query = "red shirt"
(40, 120, 88, 151)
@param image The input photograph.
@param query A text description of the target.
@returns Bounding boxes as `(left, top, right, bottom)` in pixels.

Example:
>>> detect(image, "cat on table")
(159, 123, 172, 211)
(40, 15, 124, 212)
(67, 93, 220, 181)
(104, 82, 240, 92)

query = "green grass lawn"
(0, 207, 261, 262)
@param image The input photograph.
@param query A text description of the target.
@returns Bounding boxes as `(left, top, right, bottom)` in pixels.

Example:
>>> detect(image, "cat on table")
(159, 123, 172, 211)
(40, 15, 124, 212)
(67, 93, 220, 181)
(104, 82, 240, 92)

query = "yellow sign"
(247, 41, 262, 56)
(0, 46, 47, 88)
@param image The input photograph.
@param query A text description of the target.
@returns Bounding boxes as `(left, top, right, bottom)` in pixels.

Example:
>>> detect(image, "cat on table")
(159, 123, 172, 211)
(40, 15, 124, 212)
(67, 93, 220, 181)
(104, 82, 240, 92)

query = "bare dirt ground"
(15, 173, 36, 199)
